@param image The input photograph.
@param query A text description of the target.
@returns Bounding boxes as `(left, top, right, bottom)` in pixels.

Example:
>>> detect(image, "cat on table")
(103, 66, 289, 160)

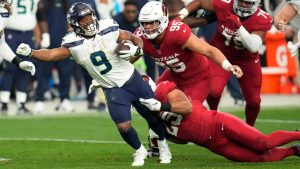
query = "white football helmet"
(233, 0, 260, 17)
(138, 1, 169, 39)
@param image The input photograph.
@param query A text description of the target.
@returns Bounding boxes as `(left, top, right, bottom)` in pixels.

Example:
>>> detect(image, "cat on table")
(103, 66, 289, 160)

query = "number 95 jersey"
(62, 19, 134, 88)
(135, 19, 210, 84)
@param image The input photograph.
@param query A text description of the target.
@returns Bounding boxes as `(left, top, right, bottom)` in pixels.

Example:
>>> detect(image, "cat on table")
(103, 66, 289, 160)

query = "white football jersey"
(61, 19, 134, 88)
(0, 7, 9, 40)
(5, 0, 40, 31)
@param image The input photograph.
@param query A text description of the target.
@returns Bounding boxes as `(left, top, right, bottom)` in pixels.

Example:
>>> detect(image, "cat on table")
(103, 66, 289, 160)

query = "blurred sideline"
(2, 91, 300, 116)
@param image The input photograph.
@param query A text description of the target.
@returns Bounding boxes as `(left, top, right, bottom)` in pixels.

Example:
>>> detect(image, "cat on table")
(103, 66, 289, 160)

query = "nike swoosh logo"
(183, 28, 186, 33)
(255, 59, 259, 63)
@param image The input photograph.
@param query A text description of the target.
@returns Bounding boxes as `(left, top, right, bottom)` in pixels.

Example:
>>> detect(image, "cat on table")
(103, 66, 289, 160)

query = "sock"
(119, 127, 141, 150)
(245, 104, 260, 127)
(0, 91, 11, 103)
(16, 91, 27, 106)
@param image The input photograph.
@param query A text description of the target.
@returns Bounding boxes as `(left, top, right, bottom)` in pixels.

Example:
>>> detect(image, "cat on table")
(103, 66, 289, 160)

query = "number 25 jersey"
(135, 19, 210, 84)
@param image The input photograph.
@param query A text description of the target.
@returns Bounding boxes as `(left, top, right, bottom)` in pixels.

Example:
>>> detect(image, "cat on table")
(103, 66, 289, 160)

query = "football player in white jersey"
(16, 2, 171, 166)
(0, 0, 36, 115)
(275, 0, 300, 58)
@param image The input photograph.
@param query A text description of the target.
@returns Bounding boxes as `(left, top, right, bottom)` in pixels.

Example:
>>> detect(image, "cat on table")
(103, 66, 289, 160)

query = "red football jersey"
(211, 0, 272, 61)
(155, 81, 215, 145)
(135, 19, 210, 84)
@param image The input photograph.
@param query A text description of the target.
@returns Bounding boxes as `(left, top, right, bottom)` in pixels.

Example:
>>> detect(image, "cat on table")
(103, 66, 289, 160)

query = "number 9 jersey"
(61, 19, 134, 88)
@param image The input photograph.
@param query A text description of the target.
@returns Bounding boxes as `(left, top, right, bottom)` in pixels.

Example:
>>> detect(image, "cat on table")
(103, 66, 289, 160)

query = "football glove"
(119, 42, 143, 60)
(16, 43, 32, 57)
(139, 98, 161, 111)
(19, 61, 36, 76)
(287, 41, 300, 57)
(88, 80, 101, 94)
(40, 33, 50, 48)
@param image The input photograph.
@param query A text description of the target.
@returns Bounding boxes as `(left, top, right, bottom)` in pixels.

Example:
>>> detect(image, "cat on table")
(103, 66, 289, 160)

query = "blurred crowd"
(0, 0, 299, 115)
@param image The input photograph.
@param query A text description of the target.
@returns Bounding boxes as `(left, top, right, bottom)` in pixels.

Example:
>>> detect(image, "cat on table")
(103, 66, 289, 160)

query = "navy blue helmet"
(67, 2, 99, 37)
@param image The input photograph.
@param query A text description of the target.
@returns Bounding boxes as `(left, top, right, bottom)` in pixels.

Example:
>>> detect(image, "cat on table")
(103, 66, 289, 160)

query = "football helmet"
(233, 0, 260, 17)
(138, 1, 169, 39)
(67, 2, 99, 37)
(287, 0, 300, 12)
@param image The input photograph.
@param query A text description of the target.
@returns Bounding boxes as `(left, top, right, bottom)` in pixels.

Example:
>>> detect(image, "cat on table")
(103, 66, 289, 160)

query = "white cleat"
(132, 145, 148, 167)
(158, 139, 172, 164)
(34, 101, 44, 114)
(56, 99, 74, 112)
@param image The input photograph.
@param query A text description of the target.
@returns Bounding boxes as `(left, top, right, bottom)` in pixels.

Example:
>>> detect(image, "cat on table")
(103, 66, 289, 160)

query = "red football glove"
(226, 14, 242, 29)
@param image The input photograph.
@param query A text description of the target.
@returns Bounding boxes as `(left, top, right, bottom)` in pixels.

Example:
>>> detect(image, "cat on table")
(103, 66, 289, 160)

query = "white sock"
(16, 91, 27, 105)
(0, 91, 11, 103)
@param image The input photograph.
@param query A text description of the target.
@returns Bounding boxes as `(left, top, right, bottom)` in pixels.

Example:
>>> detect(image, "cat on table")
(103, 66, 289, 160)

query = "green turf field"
(0, 107, 300, 169)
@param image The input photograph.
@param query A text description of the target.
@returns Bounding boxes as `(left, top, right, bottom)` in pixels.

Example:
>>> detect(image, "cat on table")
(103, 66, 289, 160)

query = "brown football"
(115, 40, 131, 55)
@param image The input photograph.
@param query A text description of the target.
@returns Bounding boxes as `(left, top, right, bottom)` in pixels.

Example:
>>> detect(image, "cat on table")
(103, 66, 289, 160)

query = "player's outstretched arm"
(183, 33, 243, 78)
(16, 43, 71, 62)
(0, 40, 36, 76)
(274, 3, 297, 31)
(177, 0, 214, 19)
(140, 88, 192, 114)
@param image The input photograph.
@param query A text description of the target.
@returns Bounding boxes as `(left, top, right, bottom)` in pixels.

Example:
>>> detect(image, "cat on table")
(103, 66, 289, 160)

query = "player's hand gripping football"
(226, 14, 242, 29)
(228, 65, 243, 78)
(119, 42, 144, 60)
(19, 61, 36, 76)
(139, 98, 161, 111)
(16, 43, 32, 57)
(88, 80, 101, 94)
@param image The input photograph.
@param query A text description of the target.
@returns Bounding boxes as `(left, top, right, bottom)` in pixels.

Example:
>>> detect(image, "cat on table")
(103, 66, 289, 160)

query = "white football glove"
(88, 80, 101, 94)
(287, 41, 300, 57)
(40, 33, 50, 48)
(16, 43, 32, 57)
(19, 61, 36, 76)
(119, 42, 143, 60)
(139, 98, 161, 111)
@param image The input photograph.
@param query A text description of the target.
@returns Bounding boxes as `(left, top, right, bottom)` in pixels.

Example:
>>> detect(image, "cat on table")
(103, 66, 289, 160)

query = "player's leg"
(156, 69, 174, 85)
(130, 70, 171, 163)
(102, 87, 147, 166)
(207, 140, 295, 162)
(206, 59, 231, 110)
(15, 31, 35, 114)
(181, 76, 211, 102)
(216, 112, 300, 152)
(236, 60, 262, 126)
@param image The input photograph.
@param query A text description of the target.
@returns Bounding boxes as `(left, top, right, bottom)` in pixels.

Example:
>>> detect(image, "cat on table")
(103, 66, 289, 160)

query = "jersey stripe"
(62, 39, 84, 48)
(98, 26, 119, 36)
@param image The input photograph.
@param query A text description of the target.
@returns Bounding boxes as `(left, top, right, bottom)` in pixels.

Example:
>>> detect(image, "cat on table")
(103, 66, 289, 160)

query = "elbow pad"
(237, 26, 262, 53)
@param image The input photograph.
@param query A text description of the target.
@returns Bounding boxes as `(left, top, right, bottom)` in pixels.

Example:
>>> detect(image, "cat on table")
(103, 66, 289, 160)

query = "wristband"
(12, 56, 23, 66)
(160, 102, 172, 112)
(221, 59, 232, 71)
(179, 8, 189, 19)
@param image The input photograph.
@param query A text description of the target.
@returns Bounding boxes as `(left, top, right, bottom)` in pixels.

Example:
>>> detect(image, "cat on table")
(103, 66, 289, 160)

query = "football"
(115, 40, 131, 55)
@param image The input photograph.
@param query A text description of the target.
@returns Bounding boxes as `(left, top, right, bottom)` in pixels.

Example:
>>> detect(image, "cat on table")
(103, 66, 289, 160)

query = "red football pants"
(204, 112, 299, 162)
(157, 69, 211, 103)
(207, 59, 262, 126)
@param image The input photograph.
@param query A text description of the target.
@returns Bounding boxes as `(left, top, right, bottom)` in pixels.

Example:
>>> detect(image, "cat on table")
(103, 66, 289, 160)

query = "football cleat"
(132, 145, 148, 167)
(17, 103, 31, 115)
(292, 144, 300, 157)
(0, 102, 8, 116)
(157, 139, 172, 164)
(34, 101, 44, 114)
(55, 99, 74, 112)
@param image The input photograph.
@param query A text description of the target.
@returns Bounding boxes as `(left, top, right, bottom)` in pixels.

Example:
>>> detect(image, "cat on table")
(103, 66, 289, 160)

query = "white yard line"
(0, 158, 11, 161)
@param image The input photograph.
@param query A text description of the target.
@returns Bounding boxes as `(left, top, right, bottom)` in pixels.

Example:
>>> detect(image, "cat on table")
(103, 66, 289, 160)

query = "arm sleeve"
(0, 37, 16, 62)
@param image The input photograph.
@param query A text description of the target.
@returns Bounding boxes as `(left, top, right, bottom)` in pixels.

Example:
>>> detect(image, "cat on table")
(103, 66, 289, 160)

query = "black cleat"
(0, 103, 8, 115)
(17, 103, 31, 115)
(292, 144, 300, 157)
